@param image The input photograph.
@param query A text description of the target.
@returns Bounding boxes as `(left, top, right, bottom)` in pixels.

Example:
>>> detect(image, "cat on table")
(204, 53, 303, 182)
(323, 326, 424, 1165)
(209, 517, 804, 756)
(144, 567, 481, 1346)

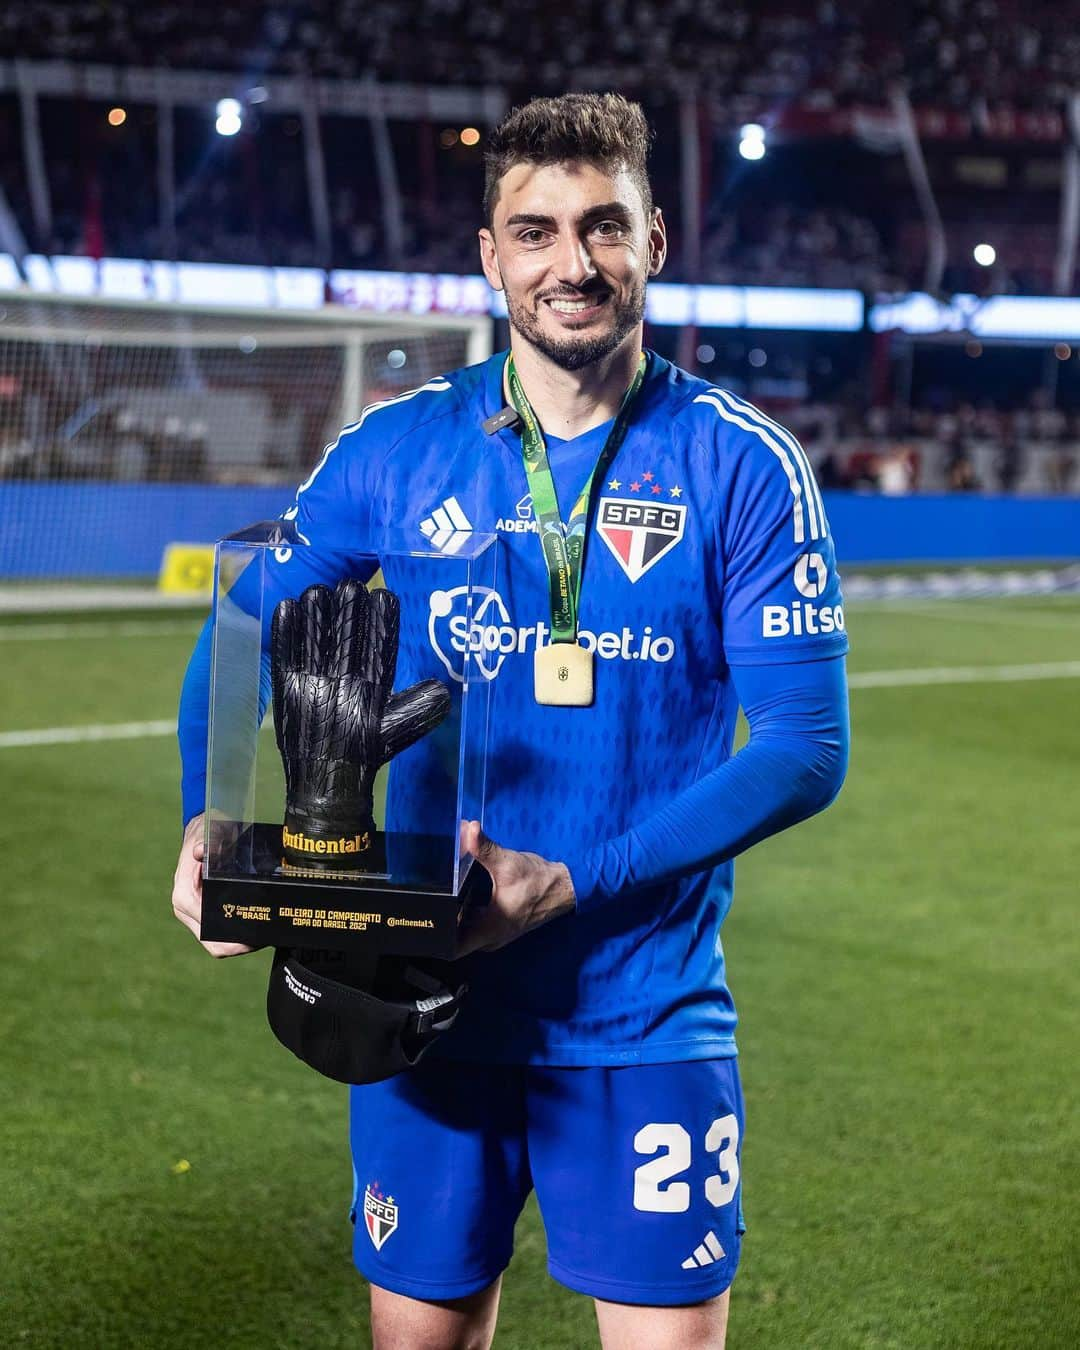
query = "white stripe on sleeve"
(294, 377, 452, 501)
(694, 391, 808, 544)
(715, 388, 828, 537)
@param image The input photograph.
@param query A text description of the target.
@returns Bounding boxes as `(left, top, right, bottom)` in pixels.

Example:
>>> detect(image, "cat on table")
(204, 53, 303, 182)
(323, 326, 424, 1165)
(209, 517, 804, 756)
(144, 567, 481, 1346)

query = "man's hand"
(457, 820, 576, 955)
(171, 813, 255, 959)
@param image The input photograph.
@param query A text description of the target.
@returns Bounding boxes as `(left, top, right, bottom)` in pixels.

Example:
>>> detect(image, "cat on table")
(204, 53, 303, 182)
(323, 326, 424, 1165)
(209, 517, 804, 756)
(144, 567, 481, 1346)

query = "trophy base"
(201, 822, 491, 956)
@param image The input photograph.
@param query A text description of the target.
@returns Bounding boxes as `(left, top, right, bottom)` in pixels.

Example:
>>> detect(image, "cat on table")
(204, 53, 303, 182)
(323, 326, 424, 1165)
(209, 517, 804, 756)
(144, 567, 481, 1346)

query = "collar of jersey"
(482, 348, 667, 453)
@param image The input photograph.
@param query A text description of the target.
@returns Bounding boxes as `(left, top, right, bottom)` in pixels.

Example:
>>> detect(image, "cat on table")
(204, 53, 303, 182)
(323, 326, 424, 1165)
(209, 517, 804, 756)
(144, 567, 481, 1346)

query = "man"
(173, 93, 849, 1349)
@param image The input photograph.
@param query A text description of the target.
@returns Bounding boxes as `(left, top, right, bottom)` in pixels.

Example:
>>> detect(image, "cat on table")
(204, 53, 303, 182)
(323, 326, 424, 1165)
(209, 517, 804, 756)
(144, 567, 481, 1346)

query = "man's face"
(479, 160, 666, 372)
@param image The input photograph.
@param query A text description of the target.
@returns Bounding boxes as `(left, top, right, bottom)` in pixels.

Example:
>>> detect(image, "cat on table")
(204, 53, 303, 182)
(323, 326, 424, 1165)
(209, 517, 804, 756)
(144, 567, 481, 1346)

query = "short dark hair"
(483, 92, 653, 228)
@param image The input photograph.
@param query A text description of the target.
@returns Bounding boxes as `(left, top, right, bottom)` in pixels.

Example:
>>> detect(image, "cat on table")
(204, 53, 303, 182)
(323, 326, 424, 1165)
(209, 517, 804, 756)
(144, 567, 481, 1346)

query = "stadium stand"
(2, 1, 1077, 105)
(3, 0, 1080, 517)
(1, 0, 1079, 289)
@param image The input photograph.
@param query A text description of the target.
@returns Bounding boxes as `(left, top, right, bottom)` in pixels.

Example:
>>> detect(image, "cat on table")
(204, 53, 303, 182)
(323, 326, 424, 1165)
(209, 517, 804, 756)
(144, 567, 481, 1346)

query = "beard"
(505, 276, 647, 372)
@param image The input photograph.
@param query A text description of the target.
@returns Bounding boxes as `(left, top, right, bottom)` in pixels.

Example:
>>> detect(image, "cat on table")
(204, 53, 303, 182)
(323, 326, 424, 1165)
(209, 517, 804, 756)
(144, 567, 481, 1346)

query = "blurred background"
(2, 0, 1080, 584)
(1, 5, 1078, 1350)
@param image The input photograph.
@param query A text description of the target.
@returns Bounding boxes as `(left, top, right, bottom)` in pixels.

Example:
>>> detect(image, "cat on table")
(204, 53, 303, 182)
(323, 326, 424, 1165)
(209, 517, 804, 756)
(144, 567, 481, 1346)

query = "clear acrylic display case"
(200, 519, 498, 955)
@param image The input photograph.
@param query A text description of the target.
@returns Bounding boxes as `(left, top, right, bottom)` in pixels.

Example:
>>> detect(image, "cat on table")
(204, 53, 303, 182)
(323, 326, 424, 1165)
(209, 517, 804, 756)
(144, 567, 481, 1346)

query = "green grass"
(3, 597, 1079, 1348)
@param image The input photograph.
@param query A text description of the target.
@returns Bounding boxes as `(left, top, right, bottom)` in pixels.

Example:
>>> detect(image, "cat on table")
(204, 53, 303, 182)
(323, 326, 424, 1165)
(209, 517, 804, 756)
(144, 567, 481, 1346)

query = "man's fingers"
(173, 895, 254, 958)
(462, 819, 503, 872)
(460, 817, 479, 856)
(172, 814, 252, 957)
(202, 940, 257, 959)
(172, 896, 201, 937)
(475, 829, 500, 866)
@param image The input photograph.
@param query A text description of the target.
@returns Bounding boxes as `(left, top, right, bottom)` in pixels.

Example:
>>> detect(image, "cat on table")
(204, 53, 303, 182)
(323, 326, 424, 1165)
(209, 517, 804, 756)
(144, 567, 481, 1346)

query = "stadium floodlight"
(738, 123, 767, 161)
(973, 243, 996, 267)
(215, 98, 243, 137)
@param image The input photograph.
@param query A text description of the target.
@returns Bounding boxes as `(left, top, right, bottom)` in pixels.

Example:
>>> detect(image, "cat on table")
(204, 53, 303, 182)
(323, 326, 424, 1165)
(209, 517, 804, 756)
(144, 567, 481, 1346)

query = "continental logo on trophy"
(281, 826, 372, 858)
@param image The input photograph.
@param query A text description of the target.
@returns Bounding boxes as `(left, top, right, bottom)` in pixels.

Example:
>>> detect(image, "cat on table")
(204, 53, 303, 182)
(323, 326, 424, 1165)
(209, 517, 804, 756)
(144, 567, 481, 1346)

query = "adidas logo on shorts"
(681, 1229, 726, 1270)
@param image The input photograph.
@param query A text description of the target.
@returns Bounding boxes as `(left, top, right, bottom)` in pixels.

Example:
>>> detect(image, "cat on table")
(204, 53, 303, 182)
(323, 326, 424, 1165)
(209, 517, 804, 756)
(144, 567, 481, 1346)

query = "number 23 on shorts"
(632, 1115, 740, 1213)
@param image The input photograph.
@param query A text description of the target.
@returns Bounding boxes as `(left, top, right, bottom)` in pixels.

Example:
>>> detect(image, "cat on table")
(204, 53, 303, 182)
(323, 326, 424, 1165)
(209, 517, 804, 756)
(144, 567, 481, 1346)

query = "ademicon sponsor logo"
(428, 587, 676, 682)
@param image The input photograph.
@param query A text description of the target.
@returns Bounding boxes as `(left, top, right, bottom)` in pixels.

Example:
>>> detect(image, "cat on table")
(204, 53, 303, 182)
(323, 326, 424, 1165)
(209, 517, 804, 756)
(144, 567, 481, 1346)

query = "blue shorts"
(349, 1056, 745, 1306)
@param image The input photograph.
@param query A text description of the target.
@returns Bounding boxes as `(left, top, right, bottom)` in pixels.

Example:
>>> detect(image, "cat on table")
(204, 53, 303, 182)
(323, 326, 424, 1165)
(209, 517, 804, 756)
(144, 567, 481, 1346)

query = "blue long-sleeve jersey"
(178, 350, 849, 1066)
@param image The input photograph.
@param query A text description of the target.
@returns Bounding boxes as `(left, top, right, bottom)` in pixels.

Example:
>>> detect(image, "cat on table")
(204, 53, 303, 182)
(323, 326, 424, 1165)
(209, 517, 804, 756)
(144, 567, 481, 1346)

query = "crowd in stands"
(700, 205, 907, 293)
(7, 116, 1052, 296)
(1, 3, 1078, 296)
(3, 362, 1076, 494)
(2, 3, 1077, 290)
(2, 0, 1078, 110)
(787, 396, 1080, 495)
(3, 5, 1078, 502)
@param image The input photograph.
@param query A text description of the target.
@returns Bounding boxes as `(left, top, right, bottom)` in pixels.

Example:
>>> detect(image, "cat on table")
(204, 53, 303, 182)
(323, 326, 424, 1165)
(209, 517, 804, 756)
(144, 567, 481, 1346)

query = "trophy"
(199, 522, 497, 955)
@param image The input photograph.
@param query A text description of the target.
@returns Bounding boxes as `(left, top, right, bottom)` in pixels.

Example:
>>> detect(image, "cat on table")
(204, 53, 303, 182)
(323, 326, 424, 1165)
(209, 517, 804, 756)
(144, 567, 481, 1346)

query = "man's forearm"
(562, 655, 849, 911)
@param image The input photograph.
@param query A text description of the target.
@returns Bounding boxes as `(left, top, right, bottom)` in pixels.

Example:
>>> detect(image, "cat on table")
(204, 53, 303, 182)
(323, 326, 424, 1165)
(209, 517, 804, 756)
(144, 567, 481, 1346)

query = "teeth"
(549, 299, 594, 313)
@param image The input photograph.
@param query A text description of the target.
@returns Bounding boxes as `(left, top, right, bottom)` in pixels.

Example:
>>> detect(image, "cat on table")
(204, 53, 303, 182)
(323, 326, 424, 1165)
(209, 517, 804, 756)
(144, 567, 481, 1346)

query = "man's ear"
(479, 228, 504, 291)
(647, 208, 668, 277)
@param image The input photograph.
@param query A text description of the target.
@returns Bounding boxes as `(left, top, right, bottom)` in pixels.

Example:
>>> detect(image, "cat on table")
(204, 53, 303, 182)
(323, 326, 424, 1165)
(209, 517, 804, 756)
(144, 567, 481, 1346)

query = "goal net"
(0, 292, 491, 599)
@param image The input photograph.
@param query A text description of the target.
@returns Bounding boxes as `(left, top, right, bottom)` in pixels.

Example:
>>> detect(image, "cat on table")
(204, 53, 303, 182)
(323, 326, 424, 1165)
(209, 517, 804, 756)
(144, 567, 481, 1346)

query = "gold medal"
(534, 642, 594, 707)
(506, 352, 647, 713)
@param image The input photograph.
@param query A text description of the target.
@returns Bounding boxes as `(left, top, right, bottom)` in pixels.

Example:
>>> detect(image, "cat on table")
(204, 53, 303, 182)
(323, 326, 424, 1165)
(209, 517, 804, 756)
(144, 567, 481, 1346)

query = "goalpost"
(0, 291, 492, 604)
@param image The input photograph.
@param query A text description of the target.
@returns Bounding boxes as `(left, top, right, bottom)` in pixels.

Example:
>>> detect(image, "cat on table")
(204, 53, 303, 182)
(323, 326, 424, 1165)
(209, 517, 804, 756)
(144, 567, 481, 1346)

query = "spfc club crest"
(363, 1182, 399, 1251)
(598, 497, 687, 583)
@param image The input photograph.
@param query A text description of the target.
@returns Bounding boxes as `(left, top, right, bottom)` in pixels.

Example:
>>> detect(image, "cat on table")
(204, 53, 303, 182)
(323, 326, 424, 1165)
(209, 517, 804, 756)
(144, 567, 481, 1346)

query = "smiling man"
(484, 168, 653, 375)
(173, 93, 850, 1348)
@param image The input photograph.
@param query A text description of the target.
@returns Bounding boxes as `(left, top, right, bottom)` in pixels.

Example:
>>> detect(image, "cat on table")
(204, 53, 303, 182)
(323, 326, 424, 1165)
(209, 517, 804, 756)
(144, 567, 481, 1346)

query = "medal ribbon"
(506, 351, 646, 644)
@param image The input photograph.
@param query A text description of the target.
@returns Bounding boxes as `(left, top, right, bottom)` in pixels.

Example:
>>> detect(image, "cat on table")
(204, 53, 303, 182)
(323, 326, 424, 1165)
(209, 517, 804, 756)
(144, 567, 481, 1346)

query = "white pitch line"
(3, 660, 1079, 751)
(849, 660, 1080, 689)
(847, 602, 1080, 632)
(0, 720, 175, 748)
(0, 620, 200, 642)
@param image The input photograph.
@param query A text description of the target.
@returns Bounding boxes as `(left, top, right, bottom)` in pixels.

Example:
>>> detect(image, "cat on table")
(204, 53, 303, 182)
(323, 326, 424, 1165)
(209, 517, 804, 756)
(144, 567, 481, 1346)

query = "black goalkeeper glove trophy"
(265, 578, 464, 1084)
(200, 524, 496, 965)
(271, 578, 450, 871)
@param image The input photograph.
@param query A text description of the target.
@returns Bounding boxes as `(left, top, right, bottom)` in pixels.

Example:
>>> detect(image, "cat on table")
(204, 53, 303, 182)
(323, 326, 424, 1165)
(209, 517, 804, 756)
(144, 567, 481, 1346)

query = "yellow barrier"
(158, 543, 216, 597)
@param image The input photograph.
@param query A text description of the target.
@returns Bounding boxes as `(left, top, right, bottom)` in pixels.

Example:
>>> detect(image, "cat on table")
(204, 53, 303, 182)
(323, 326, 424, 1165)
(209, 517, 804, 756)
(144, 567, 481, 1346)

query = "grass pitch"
(2, 596, 1078, 1349)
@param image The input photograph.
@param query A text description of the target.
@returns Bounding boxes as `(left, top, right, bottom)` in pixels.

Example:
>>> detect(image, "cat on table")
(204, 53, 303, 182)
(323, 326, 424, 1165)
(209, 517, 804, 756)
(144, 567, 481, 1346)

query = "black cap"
(267, 948, 466, 1085)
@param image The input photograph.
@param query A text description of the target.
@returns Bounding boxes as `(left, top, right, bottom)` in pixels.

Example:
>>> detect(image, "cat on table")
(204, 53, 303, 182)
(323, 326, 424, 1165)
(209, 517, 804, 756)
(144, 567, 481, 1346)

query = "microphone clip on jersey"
(482, 406, 521, 435)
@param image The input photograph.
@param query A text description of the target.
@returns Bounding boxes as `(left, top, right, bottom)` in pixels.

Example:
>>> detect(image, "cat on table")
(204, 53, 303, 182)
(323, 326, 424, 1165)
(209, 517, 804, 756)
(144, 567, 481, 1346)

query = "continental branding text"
(283, 827, 371, 855)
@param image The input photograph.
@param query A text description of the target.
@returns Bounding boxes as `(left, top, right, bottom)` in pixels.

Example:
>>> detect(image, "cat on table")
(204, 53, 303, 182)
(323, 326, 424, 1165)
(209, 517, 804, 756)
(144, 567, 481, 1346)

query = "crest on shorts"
(597, 496, 687, 583)
(363, 1182, 398, 1251)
